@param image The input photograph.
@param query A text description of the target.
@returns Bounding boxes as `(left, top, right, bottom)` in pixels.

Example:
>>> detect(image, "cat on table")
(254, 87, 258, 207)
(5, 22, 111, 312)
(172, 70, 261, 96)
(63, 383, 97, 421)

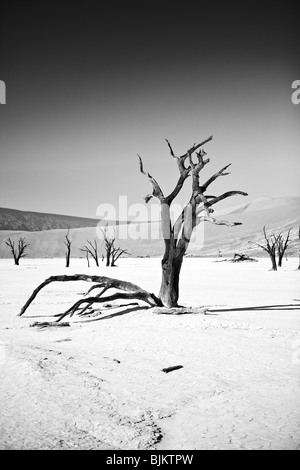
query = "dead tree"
(138, 136, 247, 307)
(5, 237, 30, 265)
(101, 228, 130, 266)
(64, 230, 72, 268)
(110, 247, 130, 267)
(277, 229, 291, 267)
(250, 227, 279, 271)
(19, 136, 248, 320)
(80, 240, 99, 267)
(101, 228, 115, 266)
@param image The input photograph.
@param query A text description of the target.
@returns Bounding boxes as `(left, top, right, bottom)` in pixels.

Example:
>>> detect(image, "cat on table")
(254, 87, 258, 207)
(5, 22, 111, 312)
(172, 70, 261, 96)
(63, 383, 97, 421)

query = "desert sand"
(0, 257, 299, 450)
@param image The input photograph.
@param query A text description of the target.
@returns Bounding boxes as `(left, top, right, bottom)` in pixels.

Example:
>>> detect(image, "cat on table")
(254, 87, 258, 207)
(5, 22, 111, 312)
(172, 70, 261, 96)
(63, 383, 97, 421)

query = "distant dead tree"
(64, 230, 72, 268)
(5, 237, 30, 265)
(231, 253, 258, 263)
(277, 229, 291, 268)
(101, 228, 130, 266)
(80, 240, 99, 267)
(101, 228, 115, 267)
(110, 246, 130, 267)
(250, 226, 279, 271)
(215, 253, 258, 263)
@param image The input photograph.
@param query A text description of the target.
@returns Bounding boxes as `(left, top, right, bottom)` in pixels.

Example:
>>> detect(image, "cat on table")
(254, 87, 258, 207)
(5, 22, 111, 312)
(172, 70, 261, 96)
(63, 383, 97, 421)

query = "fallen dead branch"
(19, 274, 161, 322)
(215, 253, 258, 263)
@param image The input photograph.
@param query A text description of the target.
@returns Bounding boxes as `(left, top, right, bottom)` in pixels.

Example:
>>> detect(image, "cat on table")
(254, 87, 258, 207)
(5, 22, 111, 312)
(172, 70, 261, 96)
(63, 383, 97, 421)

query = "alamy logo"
(291, 80, 300, 105)
(0, 80, 6, 104)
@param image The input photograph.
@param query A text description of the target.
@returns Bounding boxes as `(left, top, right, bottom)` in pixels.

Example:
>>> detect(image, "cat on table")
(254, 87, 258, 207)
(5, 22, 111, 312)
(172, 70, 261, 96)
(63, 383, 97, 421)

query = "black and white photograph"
(0, 1, 299, 454)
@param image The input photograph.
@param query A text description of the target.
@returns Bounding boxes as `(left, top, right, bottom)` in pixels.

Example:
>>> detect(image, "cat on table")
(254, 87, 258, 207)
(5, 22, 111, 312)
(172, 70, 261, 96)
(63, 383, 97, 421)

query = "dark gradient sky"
(0, 2, 299, 218)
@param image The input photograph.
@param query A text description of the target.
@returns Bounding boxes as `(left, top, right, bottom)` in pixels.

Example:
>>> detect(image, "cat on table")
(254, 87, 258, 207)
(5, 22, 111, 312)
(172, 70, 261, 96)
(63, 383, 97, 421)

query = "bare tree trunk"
(158, 236, 185, 307)
(111, 252, 116, 267)
(270, 254, 277, 271)
(159, 253, 184, 307)
(106, 246, 111, 267)
(277, 230, 291, 268)
(65, 231, 71, 268)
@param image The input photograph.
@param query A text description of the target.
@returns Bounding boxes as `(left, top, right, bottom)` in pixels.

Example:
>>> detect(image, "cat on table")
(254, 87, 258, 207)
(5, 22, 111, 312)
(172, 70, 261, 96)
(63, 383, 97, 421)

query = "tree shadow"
(75, 305, 149, 323)
(21, 303, 300, 324)
(22, 314, 62, 319)
(208, 303, 300, 313)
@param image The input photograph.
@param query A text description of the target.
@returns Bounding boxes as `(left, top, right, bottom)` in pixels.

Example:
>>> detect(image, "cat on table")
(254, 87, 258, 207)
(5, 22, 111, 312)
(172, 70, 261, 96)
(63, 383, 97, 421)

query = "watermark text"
(0, 80, 6, 104)
(291, 80, 300, 105)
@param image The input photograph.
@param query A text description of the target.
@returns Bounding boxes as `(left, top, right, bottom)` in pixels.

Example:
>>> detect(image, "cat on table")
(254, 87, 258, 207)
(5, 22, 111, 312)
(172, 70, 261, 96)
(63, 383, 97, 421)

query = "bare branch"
(179, 136, 213, 160)
(173, 190, 247, 244)
(206, 191, 248, 208)
(201, 164, 232, 192)
(85, 284, 110, 297)
(165, 136, 213, 205)
(80, 239, 99, 267)
(64, 230, 72, 267)
(64, 230, 71, 247)
(138, 155, 164, 203)
(111, 247, 130, 265)
(5, 238, 15, 253)
(165, 139, 175, 158)
(277, 228, 291, 266)
(166, 170, 191, 205)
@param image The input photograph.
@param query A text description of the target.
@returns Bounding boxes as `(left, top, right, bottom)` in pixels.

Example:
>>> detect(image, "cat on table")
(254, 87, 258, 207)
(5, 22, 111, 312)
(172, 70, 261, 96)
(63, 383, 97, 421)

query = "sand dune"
(0, 197, 299, 259)
(0, 207, 100, 232)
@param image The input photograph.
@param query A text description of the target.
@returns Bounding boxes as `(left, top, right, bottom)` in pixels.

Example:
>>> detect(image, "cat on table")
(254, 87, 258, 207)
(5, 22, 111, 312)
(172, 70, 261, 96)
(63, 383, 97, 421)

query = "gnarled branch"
(19, 274, 162, 320)
(200, 164, 232, 192)
(138, 155, 164, 203)
(178, 136, 213, 160)
(165, 137, 213, 204)
(206, 191, 248, 208)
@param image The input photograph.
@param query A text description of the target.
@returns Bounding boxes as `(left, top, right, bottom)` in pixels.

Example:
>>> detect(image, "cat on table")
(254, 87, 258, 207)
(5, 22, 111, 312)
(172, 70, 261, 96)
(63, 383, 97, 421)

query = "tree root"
(19, 274, 162, 321)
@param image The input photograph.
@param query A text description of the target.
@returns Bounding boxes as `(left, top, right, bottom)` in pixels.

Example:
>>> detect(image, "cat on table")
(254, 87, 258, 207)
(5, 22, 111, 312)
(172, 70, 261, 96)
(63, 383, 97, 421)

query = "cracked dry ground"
(0, 307, 299, 450)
